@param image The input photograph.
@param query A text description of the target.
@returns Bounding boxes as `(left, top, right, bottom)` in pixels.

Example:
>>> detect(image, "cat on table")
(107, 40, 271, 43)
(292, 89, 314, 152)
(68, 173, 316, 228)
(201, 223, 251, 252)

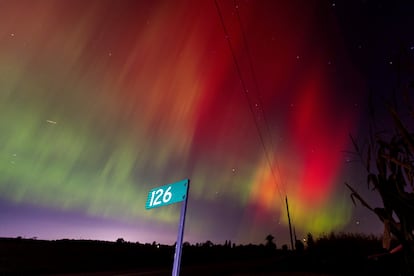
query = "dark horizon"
(0, 233, 395, 275)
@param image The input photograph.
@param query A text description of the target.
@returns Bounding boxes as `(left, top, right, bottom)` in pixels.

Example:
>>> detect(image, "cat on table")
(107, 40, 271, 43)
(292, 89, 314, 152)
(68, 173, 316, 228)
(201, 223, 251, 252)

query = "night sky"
(0, 0, 413, 246)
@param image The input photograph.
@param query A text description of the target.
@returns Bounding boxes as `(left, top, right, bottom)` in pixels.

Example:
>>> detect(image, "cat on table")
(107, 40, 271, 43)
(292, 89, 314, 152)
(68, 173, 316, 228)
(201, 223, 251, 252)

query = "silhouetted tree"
(224, 240, 229, 247)
(295, 239, 304, 253)
(307, 233, 315, 250)
(203, 240, 213, 248)
(265, 234, 276, 250)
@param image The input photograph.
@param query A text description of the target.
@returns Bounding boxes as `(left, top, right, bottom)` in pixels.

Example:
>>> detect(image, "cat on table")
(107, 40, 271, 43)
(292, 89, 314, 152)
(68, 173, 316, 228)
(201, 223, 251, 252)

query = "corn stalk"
(347, 104, 414, 275)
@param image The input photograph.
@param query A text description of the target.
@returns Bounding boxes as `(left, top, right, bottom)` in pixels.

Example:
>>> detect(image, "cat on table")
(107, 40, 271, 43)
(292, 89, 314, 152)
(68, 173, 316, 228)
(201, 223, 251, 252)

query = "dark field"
(0, 236, 400, 275)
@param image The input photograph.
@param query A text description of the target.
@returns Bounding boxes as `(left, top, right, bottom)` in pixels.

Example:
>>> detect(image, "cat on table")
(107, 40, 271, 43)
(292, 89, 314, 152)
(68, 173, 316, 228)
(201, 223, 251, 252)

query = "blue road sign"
(145, 179, 189, 209)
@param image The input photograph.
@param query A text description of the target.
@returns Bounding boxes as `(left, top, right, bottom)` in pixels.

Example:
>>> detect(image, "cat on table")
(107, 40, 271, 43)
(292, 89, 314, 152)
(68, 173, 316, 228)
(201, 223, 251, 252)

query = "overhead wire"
(233, 0, 288, 200)
(229, 0, 295, 249)
(214, 0, 286, 207)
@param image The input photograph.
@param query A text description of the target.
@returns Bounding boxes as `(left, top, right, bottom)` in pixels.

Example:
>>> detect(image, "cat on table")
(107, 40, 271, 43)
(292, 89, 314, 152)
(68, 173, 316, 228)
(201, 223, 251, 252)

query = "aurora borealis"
(0, 0, 403, 245)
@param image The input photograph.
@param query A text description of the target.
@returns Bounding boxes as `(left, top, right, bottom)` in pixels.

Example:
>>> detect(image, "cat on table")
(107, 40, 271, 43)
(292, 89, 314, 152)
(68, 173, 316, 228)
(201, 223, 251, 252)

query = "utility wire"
(231, 0, 295, 249)
(233, 0, 288, 199)
(214, 0, 285, 207)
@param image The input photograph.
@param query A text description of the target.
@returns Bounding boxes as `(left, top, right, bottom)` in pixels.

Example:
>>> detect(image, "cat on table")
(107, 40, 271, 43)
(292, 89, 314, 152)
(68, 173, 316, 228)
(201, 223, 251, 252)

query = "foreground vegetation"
(346, 76, 414, 275)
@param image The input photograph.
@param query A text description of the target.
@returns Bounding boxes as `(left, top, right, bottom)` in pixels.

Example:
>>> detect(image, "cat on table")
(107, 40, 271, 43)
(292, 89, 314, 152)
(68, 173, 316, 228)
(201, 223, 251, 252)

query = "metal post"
(172, 180, 189, 276)
(285, 196, 294, 250)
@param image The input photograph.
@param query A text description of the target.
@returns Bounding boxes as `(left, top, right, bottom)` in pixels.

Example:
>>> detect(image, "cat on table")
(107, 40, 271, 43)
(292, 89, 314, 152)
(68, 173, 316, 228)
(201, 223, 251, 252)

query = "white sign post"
(146, 179, 190, 276)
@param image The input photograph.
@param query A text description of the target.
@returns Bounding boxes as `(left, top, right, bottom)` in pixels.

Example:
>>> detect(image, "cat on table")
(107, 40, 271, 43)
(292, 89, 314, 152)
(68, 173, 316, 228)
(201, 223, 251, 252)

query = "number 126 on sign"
(145, 179, 189, 209)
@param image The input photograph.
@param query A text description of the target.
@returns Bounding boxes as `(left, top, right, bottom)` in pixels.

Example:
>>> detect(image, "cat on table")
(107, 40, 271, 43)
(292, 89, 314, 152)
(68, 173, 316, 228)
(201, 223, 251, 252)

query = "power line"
(230, 1, 295, 248)
(214, 0, 285, 207)
(233, 0, 288, 199)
